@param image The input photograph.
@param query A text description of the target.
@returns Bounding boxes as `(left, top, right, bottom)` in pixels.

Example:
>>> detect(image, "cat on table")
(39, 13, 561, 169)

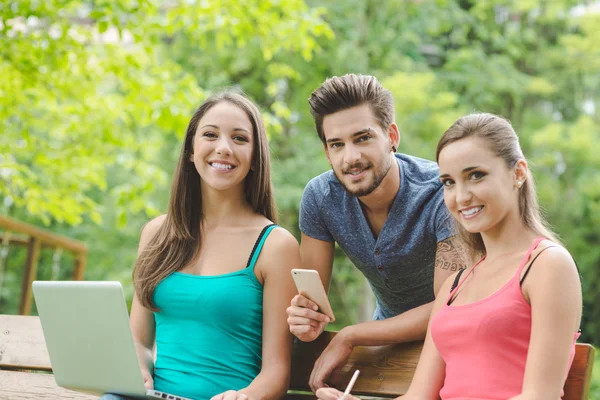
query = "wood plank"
(0, 314, 594, 399)
(564, 343, 595, 400)
(290, 332, 421, 397)
(284, 394, 316, 400)
(19, 238, 41, 315)
(291, 332, 594, 399)
(0, 370, 97, 399)
(0, 314, 52, 370)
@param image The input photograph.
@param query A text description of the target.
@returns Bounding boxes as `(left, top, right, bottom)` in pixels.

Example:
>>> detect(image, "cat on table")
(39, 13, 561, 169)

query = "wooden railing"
(0, 215, 87, 315)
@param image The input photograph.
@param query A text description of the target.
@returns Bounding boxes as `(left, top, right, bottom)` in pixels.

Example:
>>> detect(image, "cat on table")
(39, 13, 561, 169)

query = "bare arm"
(314, 275, 455, 400)
(286, 234, 334, 342)
(130, 292, 156, 386)
(510, 246, 582, 400)
(240, 228, 301, 400)
(308, 238, 466, 391)
(129, 215, 165, 388)
(300, 233, 335, 289)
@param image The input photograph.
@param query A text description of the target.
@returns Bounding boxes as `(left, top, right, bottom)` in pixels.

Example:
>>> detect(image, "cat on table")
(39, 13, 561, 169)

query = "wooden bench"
(1, 315, 596, 399)
(0, 315, 96, 399)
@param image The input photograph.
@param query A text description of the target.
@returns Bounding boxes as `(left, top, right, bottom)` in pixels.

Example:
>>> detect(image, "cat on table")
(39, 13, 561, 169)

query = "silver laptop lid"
(32, 281, 147, 397)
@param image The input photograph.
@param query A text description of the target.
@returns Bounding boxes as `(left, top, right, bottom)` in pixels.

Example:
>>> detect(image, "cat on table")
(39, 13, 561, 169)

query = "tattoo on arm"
(435, 238, 468, 272)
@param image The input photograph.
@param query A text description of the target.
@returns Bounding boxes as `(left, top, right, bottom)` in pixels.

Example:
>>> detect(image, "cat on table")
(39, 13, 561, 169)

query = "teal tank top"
(152, 224, 277, 400)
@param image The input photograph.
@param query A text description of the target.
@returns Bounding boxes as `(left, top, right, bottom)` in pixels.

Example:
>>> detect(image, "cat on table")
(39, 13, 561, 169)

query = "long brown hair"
(308, 74, 395, 144)
(134, 91, 277, 310)
(436, 113, 560, 261)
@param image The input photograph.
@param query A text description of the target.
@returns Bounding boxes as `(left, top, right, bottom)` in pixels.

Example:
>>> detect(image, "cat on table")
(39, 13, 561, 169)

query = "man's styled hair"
(308, 74, 395, 144)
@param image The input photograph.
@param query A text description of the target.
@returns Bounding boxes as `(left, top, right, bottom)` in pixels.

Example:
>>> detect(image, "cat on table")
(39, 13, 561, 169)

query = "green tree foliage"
(1, 0, 599, 355)
(0, 0, 332, 225)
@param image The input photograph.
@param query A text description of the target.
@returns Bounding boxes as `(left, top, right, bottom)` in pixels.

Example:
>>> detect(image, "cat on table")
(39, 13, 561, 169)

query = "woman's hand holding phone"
(286, 294, 330, 342)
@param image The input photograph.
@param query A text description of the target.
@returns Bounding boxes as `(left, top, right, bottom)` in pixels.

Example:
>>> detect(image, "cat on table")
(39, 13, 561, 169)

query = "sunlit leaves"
(0, 0, 331, 225)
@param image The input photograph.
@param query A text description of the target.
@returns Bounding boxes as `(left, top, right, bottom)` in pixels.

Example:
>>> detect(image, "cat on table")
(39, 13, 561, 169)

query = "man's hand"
(309, 329, 354, 393)
(316, 387, 360, 400)
(287, 294, 330, 342)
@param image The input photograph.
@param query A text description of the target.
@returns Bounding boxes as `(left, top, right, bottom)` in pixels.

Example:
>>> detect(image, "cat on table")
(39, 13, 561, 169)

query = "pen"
(341, 369, 360, 399)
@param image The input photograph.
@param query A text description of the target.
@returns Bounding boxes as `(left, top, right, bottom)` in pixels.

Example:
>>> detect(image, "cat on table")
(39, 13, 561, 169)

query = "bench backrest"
(1, 315, 596, 399)
(290, 331, 596, 399)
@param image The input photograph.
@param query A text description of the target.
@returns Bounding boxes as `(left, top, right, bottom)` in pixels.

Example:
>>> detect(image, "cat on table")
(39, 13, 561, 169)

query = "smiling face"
(322, 104, 398, 197)
(191, 101, 254, 193)
(438, 136, 527, 235)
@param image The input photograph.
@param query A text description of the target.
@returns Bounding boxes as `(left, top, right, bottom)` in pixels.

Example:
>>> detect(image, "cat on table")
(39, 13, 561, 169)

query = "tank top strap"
(515, 236, 546, 277)
(245, 224, 278, 270)
(448, 255, 486, 298)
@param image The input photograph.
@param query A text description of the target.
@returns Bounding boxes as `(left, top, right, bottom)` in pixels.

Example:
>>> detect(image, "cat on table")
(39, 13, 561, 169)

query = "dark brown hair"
(133, 91, 277, 310)
(436, 113, 560, 260)
(308, 74, 395, 144)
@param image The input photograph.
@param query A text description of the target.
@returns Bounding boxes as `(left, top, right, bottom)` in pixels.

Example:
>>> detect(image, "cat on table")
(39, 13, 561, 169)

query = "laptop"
(32, 280, 191, 400)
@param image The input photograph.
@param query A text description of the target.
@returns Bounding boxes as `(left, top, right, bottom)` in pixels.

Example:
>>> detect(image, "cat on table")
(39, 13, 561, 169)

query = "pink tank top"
(430, 237, 580, 400)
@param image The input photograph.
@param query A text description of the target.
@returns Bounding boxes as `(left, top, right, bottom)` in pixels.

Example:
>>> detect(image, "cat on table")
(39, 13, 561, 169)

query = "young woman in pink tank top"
(316, 113, 582, 400)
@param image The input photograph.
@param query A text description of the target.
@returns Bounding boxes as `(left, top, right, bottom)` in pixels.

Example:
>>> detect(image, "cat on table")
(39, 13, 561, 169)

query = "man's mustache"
(342, 162, 371, 174)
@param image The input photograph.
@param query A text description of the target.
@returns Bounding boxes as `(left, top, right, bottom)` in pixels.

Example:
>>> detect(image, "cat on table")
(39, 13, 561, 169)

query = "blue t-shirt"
(299, 153, 453, 320)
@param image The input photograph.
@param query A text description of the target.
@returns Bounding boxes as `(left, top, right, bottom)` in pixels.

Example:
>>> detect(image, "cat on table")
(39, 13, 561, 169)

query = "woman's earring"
(392, 145, 397, 152)
(517, 181, 523, 188)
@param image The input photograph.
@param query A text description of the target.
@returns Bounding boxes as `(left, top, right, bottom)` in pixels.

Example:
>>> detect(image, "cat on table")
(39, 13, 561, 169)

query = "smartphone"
(291, 269, 335, 322)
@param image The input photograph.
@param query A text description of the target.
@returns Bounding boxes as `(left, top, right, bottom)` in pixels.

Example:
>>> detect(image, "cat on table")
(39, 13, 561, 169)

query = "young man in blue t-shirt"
(286, 74, 467, 393)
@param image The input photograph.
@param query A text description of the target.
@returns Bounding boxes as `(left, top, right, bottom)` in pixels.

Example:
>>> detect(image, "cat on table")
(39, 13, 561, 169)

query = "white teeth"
(461, 206, 482, 216)
(211, 162, 233, 170)
(348, 170, 364, 175)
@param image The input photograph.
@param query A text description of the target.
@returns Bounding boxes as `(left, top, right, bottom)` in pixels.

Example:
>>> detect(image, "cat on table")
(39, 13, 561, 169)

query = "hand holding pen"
(315, 370, 360, 400)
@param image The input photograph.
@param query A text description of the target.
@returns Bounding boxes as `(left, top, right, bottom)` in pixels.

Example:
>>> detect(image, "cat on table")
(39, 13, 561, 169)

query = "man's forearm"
(339, 301, 433, 347)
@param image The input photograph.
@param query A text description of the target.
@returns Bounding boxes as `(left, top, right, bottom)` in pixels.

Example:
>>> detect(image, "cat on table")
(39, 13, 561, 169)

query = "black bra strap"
(520, 245, 558, 285)
(447, 268, 467, 306)
(245, 224, 277, 269)
(450, 268, 466, 293)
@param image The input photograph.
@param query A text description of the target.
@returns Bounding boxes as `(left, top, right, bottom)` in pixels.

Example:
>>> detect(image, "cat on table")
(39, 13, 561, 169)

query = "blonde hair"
(436, 113, 560, 260)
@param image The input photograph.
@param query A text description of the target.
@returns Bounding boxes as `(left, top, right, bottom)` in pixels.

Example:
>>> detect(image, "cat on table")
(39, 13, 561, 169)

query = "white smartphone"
(291, 269, 335, 322)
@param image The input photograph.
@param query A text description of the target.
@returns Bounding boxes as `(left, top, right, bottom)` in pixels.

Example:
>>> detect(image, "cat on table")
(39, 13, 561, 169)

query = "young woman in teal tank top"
(101, 91, 300, 400)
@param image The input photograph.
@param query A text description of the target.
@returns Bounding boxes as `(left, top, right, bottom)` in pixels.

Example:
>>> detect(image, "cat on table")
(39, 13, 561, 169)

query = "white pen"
(341, 369, 360, 399)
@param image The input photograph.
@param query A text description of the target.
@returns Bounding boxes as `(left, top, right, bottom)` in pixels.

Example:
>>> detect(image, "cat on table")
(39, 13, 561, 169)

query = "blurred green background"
(1, 0, 599, 394)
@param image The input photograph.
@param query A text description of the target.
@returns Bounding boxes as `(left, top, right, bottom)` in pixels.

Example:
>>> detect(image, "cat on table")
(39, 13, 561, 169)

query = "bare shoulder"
(431, 269, 462, 310)
(262, 226, 300, 256)
(531, 241, 578, 275)
(440, 270, 460, 293)
(525, 241, 580, 287)
(138, 214, 167, 252)
(256, 226, 300, 274)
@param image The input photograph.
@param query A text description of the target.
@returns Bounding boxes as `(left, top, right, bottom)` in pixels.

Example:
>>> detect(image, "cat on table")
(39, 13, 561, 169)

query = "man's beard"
(334, 156, 393, 197)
